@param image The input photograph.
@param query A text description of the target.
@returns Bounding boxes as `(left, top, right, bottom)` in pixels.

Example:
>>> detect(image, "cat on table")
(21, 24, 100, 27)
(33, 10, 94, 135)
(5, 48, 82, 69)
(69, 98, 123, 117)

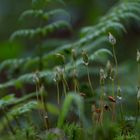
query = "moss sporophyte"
(1, 0, 140, 139)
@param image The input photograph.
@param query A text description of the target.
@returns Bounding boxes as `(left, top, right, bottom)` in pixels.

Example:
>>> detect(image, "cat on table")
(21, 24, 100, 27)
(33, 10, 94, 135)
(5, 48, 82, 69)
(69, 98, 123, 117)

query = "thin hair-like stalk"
(86, 66, 94, 95)
(135, 88, 140, 126)
(62, 73, 69, 95)
(138, 62, 140, 85)
(33, 72, 42, 119)
(73, 77, 80, 93)
(39, 85, 50, 130)
(99, 68, 106, 125)
(111, 79, 115, 121)
(99, 85, 105, 125)
(72, 68, 80, 93)
(82, 49, 94, 95)
(56, 82, 60, 104)
(112, 45, 119, 86)
(136, 50, 140, 125)
(71, 49, 80, 93)
(108, 33, 121, 121)
(62, 80, 67, 96)
(54, 69, 61, 104)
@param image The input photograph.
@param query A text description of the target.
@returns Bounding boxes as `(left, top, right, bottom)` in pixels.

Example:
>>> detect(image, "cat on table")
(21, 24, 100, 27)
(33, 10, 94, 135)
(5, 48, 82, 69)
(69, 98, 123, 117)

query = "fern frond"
(81, 1, 140, 36)
(8, 0, 140, 76)
(0, 70, 52, 90)
(0, 36, 108, 74)
(90, 48, 113, 60)
(0, 58, 30, 71)
(20, 9, 70, 21)
(0, 48, 112, 90)
(10, 20, 71, 40)
(0, 100, 38, 133)
(10, 101, 38, 117)
(0, 94, 16, 108)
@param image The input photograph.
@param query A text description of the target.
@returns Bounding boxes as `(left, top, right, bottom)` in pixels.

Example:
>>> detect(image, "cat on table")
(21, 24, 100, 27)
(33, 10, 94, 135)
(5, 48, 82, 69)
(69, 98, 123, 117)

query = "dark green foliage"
(10, 21, 71, 40)
(0, 0, 140, 140)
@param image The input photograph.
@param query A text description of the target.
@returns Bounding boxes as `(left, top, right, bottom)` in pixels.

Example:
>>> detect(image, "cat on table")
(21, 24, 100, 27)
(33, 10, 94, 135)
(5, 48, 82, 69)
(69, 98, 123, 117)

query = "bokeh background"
(0, 0, 140, 60)
(0, 0, 140, 119)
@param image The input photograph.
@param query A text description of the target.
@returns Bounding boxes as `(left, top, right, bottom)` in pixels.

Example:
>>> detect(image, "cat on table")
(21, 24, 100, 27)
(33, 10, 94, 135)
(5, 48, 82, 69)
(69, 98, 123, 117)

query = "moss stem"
(86, 66, 94, 95)
(56, 82, 60, 104)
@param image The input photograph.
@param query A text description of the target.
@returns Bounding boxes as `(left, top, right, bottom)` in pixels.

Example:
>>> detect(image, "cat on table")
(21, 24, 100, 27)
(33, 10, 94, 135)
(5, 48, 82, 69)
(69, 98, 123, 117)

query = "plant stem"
(135, 63, 140, 125)
(111, 80, 115, 121)
(119, 102, 124, 121)
(137, 65, 140, 125)
(41, 96, 50, 130)
(138, 63, 140, 85)
(112, 45, 120, 121)
(99, 83, 105, 125)
(40, 85, 45, 109)
(35, 83, 40, 103)
(63, 81, 67, 96)
(71, 58, 80, 93)
(135, 101, 139, 125)
(44, 114, 50, 130)
(86, 66, 94, 95)
(112, 80, 115, 97)
(35, 83, 43, 122)
(112, 45, 119, 85)
(62, 74, 69, 92)
(73, 60, 79, 93)
(73, 78, 80, 93)
(56, 82, 60, 104)
(39, 85, 50, 129)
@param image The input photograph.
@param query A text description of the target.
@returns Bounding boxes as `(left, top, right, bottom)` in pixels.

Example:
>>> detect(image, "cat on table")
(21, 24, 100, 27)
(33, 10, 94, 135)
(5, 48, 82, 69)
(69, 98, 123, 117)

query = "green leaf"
(47, 103, 60, 115)
(0, 94, 16, 108)
(90, 48, 113, 61)
(57, 93, 88, 128)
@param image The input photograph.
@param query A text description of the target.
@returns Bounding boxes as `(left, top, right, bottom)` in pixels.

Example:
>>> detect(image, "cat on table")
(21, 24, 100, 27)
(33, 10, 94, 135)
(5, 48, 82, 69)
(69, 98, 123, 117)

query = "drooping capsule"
(108, 32, 116, 45)
(82, 49, 89, 66)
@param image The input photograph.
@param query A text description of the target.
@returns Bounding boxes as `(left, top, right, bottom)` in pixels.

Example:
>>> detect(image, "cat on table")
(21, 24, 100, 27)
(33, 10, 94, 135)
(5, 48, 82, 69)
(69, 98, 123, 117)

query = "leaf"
(10, 20, 71, 40)
(10, 101, 38, 117)
(57, 93, 88, 128)
(47, 103, 60, 115)
(90, 48, 113, 61)
(20, 9, 70, 21)
(0, 94, 16, 108)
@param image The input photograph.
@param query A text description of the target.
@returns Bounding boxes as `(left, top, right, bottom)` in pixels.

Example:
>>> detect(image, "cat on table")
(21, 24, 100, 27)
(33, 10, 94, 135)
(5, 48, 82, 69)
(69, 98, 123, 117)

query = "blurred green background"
(0, 0, 117, 41)
(0, 0, 140, 60)
(0, 0, 140, 116)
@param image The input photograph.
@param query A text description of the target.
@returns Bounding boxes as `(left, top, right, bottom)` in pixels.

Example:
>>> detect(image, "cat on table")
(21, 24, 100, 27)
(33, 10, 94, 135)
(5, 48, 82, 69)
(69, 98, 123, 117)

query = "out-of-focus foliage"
(0, 0, 140, 140)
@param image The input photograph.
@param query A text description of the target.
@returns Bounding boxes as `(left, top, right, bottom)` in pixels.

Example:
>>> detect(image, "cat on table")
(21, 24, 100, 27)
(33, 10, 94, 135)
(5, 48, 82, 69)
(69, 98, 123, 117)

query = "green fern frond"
(0, 48, 112, 90)
(20, 9, 70, 21)
(8, 0, 140, 76)
(0, 94, 16, 108)
(81, 1, 140, 36)
(0, 70, 52, 90)
(10, 20, 71, 40)
(10, 101, 38, 117)
(0, 36, 108, 74)
(0, 58, 30, 72)
(90, 48, 113, 60)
